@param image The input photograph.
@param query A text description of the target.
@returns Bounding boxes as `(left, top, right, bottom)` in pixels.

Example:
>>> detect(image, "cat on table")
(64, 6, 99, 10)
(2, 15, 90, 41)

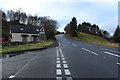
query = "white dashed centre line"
(104, 51, 120, 57)
(81, 48, 98, 56)
(56, 49, 59, 57)
(63, 64, 68, 68)
(72, 43, 77, 47)
(63, 61, 67, 63)
(56, 61, 60, 63)
(57, 64, 61, 68)
(56, 69, 62, 75)
(64, 69, 71, 75)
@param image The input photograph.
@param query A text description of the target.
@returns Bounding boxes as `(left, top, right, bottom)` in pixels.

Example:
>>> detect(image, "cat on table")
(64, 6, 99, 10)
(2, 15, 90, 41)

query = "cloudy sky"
(0, 0, 119, 35)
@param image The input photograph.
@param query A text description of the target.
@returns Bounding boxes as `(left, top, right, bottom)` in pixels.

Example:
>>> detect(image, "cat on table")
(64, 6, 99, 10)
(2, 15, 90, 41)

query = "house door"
(22, 36, 28, 43)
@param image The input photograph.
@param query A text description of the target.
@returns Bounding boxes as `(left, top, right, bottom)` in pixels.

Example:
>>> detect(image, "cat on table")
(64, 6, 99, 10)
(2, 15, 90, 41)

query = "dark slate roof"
(11, 25, 41, 34)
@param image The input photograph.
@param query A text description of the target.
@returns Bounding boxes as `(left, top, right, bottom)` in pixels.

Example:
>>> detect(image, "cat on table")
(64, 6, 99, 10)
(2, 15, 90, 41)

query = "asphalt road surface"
(7, 34, 120, 80)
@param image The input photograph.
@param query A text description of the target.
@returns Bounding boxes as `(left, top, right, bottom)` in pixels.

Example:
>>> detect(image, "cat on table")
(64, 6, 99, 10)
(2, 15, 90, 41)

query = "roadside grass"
(66, 32, 119, 48)
(1, 41, 53, 53)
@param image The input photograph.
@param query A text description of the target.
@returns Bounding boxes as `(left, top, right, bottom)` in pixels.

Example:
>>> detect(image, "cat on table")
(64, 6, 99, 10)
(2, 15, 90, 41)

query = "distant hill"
(66, 32, 119, 48)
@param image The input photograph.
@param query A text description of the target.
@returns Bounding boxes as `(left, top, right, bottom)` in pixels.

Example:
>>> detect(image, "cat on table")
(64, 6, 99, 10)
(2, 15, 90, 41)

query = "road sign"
(39, 26, 45, 34)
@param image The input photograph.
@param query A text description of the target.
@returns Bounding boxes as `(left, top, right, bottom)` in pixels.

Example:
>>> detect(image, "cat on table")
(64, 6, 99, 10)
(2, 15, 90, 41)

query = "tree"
(69, 17, 78, 37)
(113, 25, 120, 43)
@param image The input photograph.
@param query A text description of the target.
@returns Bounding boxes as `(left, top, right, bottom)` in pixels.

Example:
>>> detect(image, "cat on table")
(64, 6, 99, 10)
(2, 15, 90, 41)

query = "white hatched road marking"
(9, 75, 15, 78)
(67, 77, 73, 80)
(81, 48, 98, 56)
(117, 63, 120, 65)
(56, 61, 60, 63)
(56, 77, 62, 80)
(63, 64, 68, 68)
(72, 43, 77, 47)
(57, 64, 61, 68)
(63, 61, 67, 63)
(56, 69, 62, 75)
(104, 51, 120, 57)
(64, 69, 71, 75)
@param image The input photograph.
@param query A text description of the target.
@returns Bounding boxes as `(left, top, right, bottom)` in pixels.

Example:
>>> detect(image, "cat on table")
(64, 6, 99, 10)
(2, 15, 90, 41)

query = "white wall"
(11, 33, 39, 42)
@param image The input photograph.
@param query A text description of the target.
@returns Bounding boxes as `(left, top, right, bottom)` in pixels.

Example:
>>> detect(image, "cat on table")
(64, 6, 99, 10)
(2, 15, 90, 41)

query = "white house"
(10, 24, 41, 43)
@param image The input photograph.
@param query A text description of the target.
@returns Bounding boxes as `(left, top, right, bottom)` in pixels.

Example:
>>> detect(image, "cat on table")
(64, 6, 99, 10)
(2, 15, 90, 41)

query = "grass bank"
(66, 32, 119, 48)
(1, 41, 53, 53)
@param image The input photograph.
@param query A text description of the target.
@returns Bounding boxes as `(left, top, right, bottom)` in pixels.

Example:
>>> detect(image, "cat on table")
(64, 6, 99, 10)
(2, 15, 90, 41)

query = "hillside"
(66, 32, 119, 48)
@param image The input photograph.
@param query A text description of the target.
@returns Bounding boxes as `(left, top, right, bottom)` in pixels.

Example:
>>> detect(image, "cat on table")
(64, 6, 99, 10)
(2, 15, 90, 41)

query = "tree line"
(1, 8, 59, 40)
(64, 17, 120, 43)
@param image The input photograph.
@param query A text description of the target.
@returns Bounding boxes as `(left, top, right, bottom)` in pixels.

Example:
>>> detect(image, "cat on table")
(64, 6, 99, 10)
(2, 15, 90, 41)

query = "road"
(6, 34, 120, 79)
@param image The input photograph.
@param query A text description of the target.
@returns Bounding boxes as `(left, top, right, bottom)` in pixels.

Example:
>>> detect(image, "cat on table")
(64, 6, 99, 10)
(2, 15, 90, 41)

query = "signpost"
(39, 26, 46, 40)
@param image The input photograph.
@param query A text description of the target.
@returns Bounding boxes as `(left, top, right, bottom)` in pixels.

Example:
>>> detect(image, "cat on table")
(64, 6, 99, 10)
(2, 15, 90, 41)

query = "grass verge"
(1, 41, 53, 53)
(66, 32, 119, 48)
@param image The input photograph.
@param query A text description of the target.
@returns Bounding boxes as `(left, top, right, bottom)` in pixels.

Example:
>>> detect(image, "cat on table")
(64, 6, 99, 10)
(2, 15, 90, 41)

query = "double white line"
(56, 47, 72, 80)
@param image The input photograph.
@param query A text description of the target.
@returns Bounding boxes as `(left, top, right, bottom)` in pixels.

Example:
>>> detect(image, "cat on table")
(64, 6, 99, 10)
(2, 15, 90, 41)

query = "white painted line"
(56, 61, 60, 63)
(72, 43, 77, 47)
(63, 64, 68, 68)
(58, 42, 61, 46)
(67, 77, 73, 80)
(61, 54, 64, 57)
(63, 61, 67, 63)
(56, 69, 62, 75)
(59, 48, 62, 54)
(81, 48, 98, 56)
(56, 49, 59, 57)
(102, 48, 120, 53)
(104, 51, 120, 57)
(64, 69, 71, 75)
(57, 58, 60, 60)
(9, 75, 15, 78)
(56, 64, 61, 68)
(56, 77, 62, 80)
(62, 58, 65, 60)
(117, 63, 120, 65)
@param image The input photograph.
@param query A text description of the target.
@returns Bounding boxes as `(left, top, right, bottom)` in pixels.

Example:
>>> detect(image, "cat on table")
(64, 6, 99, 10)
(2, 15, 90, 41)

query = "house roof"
(11, 25, 41, 34)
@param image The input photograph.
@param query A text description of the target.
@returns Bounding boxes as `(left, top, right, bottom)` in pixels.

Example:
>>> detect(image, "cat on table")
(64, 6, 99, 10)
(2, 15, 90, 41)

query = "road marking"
(81, 48, 98, 56)
(117, 63, 120, 65)
(57, 64, 61, 68)
(64, 69, 71, 75)
(102, 48, 120, 53)
(57, 49, 59, 57)
(59, 48, 62, 54)
(56, 61, 60, 63)
(58, 42, 61, 46)
(104, 51, 120, 57)
(56, 77, 62, 80)
(56, 69, 62, 75)
(63, 64, 68, 68)
(61, 54, 64, 57)
(9, 75, 15, 78)
(72, 43, 77, 47)
(57, 58, 60, 60)
(62, 58, 65, 60)
(67, 77, 73, 80)
(63, 61, 67, 63)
